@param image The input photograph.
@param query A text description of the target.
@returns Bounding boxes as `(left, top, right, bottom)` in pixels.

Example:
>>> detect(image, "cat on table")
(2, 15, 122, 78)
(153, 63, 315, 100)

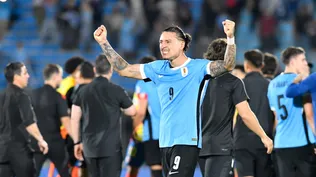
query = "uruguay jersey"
(267, 73, 315, 148)
(133, 80, 161, 141)
(140, 58, 211, 148)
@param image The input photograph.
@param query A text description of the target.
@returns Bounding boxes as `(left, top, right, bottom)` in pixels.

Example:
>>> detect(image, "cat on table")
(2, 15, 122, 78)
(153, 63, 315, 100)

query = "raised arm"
(94, 25, 143, 79)
(209, 20, 236, 77)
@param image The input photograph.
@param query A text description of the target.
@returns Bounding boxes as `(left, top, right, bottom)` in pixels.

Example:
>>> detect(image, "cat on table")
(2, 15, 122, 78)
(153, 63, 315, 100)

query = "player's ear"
(181, 40, 185, 51)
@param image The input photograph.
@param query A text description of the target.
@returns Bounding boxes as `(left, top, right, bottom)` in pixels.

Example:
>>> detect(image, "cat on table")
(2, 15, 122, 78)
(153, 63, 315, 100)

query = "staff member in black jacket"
(31, 64, 71, 177)
(0, 62, 48, 177)
(71, 55, 136, 177)
(234, 50, 275, 177)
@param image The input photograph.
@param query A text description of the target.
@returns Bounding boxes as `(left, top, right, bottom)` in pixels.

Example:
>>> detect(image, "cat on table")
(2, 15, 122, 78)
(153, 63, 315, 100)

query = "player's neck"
(44, 80, 57, 89)
(284, 66, 297, 74)
(169, 54, 188, 68)
(98, 74, 111, 80)
(12, 81, 24, 89)
(264, 74, 274, 78)
(81, 79, 93, 84)
(246, 68, 261, 74)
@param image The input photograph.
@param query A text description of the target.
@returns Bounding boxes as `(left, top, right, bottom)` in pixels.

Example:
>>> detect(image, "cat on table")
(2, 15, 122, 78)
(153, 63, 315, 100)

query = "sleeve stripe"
(206, 61, 211, 75)
(271, 107, 276, 111)
(139, 64, 147, 79)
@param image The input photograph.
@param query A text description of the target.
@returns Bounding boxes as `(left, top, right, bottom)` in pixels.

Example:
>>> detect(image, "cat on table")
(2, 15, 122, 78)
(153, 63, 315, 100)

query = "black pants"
(34, 140, 70, 177)
(199, 155, 233, 177)
(275, 145, 316, 177)
(0, 142, 35, 177)
(235, 148, 272, 177)
(161, 145, 199, 177)
(84, 151, 122, 177)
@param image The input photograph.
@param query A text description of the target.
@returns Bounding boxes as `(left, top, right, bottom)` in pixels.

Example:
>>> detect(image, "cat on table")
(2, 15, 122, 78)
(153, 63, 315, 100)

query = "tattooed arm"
(94, 25, 143, 79)
(209, 44, 236, 77)
(100, 41, 143, 79)
(209, 19, 236, 77)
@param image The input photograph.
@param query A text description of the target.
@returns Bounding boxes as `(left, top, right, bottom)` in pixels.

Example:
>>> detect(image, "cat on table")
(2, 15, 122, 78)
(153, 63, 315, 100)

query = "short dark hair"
(204, 38, 227, 61)
(64, 56, 85, 74)
(139, 56, 156, 64)
(262, 53, 278, 75)
(163, 26, 192, 51)
(95, 54, 111, 75)
(244, 49, 264, 68)
(234, 64, 245, 73)
(43, 64, 62, 80)
(4, 62, 24, 83)
(281, 47, 305, 65)
(79, 61, 94, 79)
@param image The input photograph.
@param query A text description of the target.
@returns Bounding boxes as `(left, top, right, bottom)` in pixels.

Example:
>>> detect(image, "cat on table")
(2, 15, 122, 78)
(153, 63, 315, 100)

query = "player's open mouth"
(162, 49, 169, 55)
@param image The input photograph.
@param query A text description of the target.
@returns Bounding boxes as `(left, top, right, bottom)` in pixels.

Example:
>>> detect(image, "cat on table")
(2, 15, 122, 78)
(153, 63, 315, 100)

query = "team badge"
(181, 67, 188, 77)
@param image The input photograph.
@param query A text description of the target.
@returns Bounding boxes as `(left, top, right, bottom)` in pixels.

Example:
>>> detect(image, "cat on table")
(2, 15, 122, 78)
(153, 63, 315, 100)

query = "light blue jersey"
(133, 80, 161, 141)
(140, 58, 211, 148)
(267, 73, 315, 148)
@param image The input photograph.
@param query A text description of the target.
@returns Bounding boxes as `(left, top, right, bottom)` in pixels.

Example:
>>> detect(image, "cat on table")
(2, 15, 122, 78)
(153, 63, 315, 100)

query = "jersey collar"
(170, 58, 191, 70)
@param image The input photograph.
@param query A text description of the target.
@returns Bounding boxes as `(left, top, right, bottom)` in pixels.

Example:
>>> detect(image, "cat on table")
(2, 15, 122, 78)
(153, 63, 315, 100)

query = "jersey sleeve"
(118, 88, 133, 109)
(286, 74, 316, 98)
(232, 79, 249, 105)
(199, 59, 211, 76)
(18, 93, 36, 127)
(267, 83, 276, 111)
(56, 93, 69, 118)
(72, 90, 82, 107)
(139, 61, 160, 83)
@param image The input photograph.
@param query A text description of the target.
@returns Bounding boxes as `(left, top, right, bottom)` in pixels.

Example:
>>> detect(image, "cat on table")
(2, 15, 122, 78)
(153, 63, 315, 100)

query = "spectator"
(40, 0, 59, 44)
(32, 0, 45, 30)
(0, 1, 11, 40)
(80, 1, 93, 52)
(57, 0, 80, 50)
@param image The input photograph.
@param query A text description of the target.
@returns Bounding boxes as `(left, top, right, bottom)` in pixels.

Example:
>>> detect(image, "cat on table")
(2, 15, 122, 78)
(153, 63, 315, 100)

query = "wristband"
(227, 37, 235, 45)
(74, 141, 81, 145)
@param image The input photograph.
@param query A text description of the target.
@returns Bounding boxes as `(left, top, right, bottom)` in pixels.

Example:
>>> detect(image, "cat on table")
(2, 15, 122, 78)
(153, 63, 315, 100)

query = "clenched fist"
(94, 25, 107, 44)
(222, 20, 235, 38)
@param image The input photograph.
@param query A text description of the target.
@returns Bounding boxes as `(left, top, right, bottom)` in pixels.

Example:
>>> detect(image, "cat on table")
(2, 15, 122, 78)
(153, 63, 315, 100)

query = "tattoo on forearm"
(209, 44, 236, 77)
(209, 61, 227, 77)
(101, 41, 128, 71)
(224, 44, 236, 70)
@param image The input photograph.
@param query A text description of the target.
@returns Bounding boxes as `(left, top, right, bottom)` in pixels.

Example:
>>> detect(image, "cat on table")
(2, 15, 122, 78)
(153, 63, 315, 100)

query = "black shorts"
(84, 151, 122, 177)
(126, 140, 161, 167)
(235, 148, 272, 177)
(275, 145, 316, 177)
(161, 145, 199, 177)
(144, 140, 161, 166)
(199, 155, 233, 177)
(125, 140, 144, 167)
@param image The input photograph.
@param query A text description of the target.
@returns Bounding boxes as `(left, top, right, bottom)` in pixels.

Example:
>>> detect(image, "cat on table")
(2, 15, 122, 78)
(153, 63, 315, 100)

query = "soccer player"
(70, 61, 94, 177)
(199, 39, 273, 177)
(262, 52, 278, 80)
(234, 49, 275, 177)
(58, 56, 85, 103)
(31, 64, 71, 177)
(0, 62, 48, 177)
(71, 61, 95, 103)
(71, 55, 136, 177)
(268, 47, 316, 177)
(125, 56, 162, 177)
(286, 64, 316, 133)
(93, 19, 236, 177)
